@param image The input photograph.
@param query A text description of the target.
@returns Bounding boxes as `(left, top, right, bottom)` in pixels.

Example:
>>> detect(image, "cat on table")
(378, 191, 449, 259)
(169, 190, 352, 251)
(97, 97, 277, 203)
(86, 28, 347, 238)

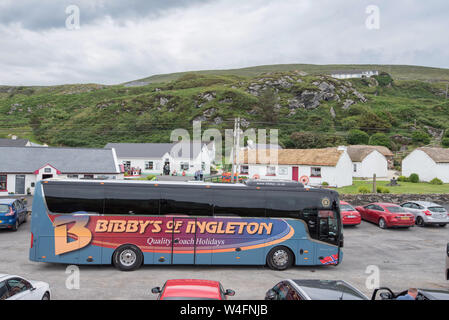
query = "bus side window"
(104, 185, 160, 215)
(44, 184, 104, 214)
(159, 187, 213, 216)
(301, 209, 318, 239)
(265, 191, 300, 219)
(212, 190, 266, 217)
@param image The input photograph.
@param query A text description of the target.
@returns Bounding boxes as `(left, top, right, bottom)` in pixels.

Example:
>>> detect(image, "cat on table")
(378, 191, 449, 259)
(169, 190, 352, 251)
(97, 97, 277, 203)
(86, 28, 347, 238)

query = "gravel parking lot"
(1, 205, 448, 300)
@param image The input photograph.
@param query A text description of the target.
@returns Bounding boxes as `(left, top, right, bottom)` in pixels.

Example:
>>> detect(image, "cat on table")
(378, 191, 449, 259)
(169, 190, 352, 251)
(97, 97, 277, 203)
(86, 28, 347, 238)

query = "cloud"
(0, 0, 448, 85)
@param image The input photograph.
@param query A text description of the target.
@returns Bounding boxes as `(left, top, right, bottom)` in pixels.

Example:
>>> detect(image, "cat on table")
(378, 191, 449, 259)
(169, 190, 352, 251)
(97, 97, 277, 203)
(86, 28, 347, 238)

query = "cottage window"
(311, 167, 321, 178)
(145, 161, 154, 170)
(44, 168, 52, 173)
(67, 175, 79, 179)
(180, 162, 189, 170)
(0, 175, 6, 191)
(201, 162, 206, 171)
(266, 166, 276, 176)
(278, 167, 288, 175)
(240, 165, 249, 174)
(353, 164, 357, 172)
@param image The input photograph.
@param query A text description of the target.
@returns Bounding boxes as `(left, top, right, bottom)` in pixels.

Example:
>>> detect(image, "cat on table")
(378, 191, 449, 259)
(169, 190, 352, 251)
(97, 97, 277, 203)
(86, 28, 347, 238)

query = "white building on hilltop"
(330, 70, 379, 79)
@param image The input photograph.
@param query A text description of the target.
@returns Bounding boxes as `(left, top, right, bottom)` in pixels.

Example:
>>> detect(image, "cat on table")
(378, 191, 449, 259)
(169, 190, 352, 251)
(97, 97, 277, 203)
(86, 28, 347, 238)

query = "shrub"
(358, 186, 371, 194)
(412, 130, 431, 145)
(382, 188, 391, 194)
(369, 133, 391, 149)
(321, 182, 329, 186)
(442, 137, 449, 148)
(376, 186, 383, 193)
(409, 173, 419, 183)
(430, 177, 443, 185)
(347, 129, 370, 145)
(397, 176, 409, 182)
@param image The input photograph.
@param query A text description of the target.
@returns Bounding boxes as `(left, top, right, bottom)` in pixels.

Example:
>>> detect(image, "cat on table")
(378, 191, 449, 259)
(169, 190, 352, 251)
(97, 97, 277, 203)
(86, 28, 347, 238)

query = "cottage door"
(292, 167, 299, 181)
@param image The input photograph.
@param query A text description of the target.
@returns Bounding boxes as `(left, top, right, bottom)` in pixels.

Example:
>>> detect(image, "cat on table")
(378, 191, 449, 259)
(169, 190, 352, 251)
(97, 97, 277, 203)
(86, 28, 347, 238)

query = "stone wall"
(340, 193, 449, 206)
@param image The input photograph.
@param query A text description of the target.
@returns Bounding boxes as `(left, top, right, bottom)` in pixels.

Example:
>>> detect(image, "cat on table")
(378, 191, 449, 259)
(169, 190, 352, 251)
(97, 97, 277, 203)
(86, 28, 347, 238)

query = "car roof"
(409, 201, 442, 207)
(289, 279, 369, 300)
(374, 202, 400, 207)
(163, 279, 221, 299)
(0, 199, 16, 205)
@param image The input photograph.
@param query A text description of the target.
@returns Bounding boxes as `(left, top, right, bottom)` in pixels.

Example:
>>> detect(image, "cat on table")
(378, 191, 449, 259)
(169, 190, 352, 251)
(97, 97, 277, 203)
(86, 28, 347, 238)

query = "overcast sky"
(0, 0, 448, 86)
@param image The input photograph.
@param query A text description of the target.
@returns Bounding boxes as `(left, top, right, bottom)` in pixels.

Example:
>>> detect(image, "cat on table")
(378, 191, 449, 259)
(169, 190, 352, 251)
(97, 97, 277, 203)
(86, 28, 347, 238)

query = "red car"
(340, 201, 361, 226)
(355, 203, 415, 229)
(151, 279, 235, 300)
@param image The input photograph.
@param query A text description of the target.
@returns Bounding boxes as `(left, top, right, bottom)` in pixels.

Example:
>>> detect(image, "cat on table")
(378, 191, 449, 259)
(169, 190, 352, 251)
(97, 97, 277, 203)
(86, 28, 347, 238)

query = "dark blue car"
(0, 199, 28, 231)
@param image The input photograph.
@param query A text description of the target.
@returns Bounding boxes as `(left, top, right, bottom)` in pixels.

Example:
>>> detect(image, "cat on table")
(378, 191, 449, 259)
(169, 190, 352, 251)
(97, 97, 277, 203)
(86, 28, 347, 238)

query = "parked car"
(355, 203, 415, 229)
(400, 201, 449, 227)
(446, 242, 449, 281)
(151, 279, 235, 300)
(0, 198, 29, 231)
(372, 287, 449, 300)
(265, 279, 369, 300)
(340, 201, 361, 226)
(0, 274, 51, 300)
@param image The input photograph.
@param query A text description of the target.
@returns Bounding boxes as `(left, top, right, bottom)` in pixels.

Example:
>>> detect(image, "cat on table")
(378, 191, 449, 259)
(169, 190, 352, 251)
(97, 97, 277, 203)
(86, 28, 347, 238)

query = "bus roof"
(40, 178, 339, 195)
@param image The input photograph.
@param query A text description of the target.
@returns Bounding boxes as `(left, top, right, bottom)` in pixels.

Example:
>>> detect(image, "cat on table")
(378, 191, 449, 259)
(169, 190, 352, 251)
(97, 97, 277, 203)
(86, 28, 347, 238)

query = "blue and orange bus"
(29, 179, 343, 271)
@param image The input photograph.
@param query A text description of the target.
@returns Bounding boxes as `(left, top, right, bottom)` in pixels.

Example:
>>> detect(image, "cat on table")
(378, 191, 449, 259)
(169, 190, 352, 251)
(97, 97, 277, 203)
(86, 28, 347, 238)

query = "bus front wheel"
(266, 246, 294, 271)
(112, 244, 143, 271)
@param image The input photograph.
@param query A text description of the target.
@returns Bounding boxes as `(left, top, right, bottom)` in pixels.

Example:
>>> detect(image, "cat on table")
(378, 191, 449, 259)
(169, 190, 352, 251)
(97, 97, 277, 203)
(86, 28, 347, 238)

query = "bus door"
(171, 217, 197, 265)
(316, 210, 340, 264)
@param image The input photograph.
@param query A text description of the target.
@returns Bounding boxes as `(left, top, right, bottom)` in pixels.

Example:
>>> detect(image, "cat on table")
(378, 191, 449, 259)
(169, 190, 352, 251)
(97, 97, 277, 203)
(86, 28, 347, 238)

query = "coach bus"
(29, 179, 343, 271)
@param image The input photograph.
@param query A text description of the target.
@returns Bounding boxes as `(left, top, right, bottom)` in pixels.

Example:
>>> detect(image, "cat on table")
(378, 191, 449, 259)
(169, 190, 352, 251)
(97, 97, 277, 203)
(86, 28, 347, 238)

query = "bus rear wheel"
(267, 246, 293, 271)
(112, 245, 143, 271)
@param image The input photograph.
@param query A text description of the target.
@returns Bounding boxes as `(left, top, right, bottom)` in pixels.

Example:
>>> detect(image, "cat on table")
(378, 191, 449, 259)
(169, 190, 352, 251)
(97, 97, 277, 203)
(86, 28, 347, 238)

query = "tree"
(347, 129, 370, 145)
(369, 133, 391, 148)
(442, 137, 449, 148)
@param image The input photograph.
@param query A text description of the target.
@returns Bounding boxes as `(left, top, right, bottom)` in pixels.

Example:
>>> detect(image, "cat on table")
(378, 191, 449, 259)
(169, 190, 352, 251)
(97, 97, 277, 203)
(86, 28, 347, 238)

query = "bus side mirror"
(151, 287, 161, 294)
(225, 289, 235, 296)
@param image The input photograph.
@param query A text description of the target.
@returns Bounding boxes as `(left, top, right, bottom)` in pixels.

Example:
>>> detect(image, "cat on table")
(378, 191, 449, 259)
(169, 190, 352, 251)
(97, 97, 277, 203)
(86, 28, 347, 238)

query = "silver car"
(400, 201, 449, 227)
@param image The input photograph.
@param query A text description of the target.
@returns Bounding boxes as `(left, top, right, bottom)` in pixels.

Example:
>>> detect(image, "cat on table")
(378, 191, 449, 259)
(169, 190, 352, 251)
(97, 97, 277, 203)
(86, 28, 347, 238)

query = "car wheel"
(416, 216, 425, 227)
(439, 224, 447, 227)
(266, 246, 293, 271)
(12, 220, 19, 232)
(378, 218, 387, 229)
(42, 292, 50, 300)
(112, 244, 143, 271)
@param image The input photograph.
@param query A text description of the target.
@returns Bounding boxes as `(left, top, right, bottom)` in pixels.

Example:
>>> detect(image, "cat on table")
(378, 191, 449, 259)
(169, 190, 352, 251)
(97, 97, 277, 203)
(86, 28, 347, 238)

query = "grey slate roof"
(0, 138, 29, 147)
(0, 147, 119, 173)
(106, 142, 206, 160)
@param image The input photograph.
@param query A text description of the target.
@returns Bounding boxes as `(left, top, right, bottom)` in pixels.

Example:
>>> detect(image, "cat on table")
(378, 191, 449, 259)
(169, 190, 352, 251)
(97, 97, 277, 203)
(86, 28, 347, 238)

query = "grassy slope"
(336, 180, 449, 194)
(129, 64, 449, 84)
(0, 64, 448, 150)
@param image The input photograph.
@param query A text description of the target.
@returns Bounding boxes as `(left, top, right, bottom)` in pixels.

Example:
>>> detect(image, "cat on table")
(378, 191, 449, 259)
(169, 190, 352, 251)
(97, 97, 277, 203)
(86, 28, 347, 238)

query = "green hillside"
(1, 64, 449, 167)
(127, 64, 449, 85)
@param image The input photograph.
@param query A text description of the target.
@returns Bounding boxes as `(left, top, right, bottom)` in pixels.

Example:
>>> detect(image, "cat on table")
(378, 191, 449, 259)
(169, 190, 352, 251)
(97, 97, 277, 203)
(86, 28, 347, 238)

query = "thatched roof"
(418, 147, 449, 163)
(347, 145, 393, 162)
(239, 148, 344, 166)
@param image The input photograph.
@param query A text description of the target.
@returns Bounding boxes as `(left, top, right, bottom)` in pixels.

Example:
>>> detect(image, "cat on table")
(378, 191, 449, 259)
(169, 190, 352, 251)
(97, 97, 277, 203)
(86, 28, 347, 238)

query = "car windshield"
(340, 204, 355, 211)
(0, 205, 10, 213)
(294, 281, 368, 300)
(386, 206, 407, 213)
(428, 207, 446, 213)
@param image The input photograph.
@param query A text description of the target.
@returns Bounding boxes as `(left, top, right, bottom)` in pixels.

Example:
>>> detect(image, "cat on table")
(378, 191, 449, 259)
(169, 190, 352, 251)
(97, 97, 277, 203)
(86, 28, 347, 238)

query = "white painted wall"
(353, 150, 388, 178)
(402, 150, 449, 183)
(242, 151, 352, 187)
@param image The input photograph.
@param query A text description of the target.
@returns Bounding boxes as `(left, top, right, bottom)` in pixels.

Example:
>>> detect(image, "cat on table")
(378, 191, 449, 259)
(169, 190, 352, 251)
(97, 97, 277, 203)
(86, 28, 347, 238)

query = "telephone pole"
(231, 117, 241, 183)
